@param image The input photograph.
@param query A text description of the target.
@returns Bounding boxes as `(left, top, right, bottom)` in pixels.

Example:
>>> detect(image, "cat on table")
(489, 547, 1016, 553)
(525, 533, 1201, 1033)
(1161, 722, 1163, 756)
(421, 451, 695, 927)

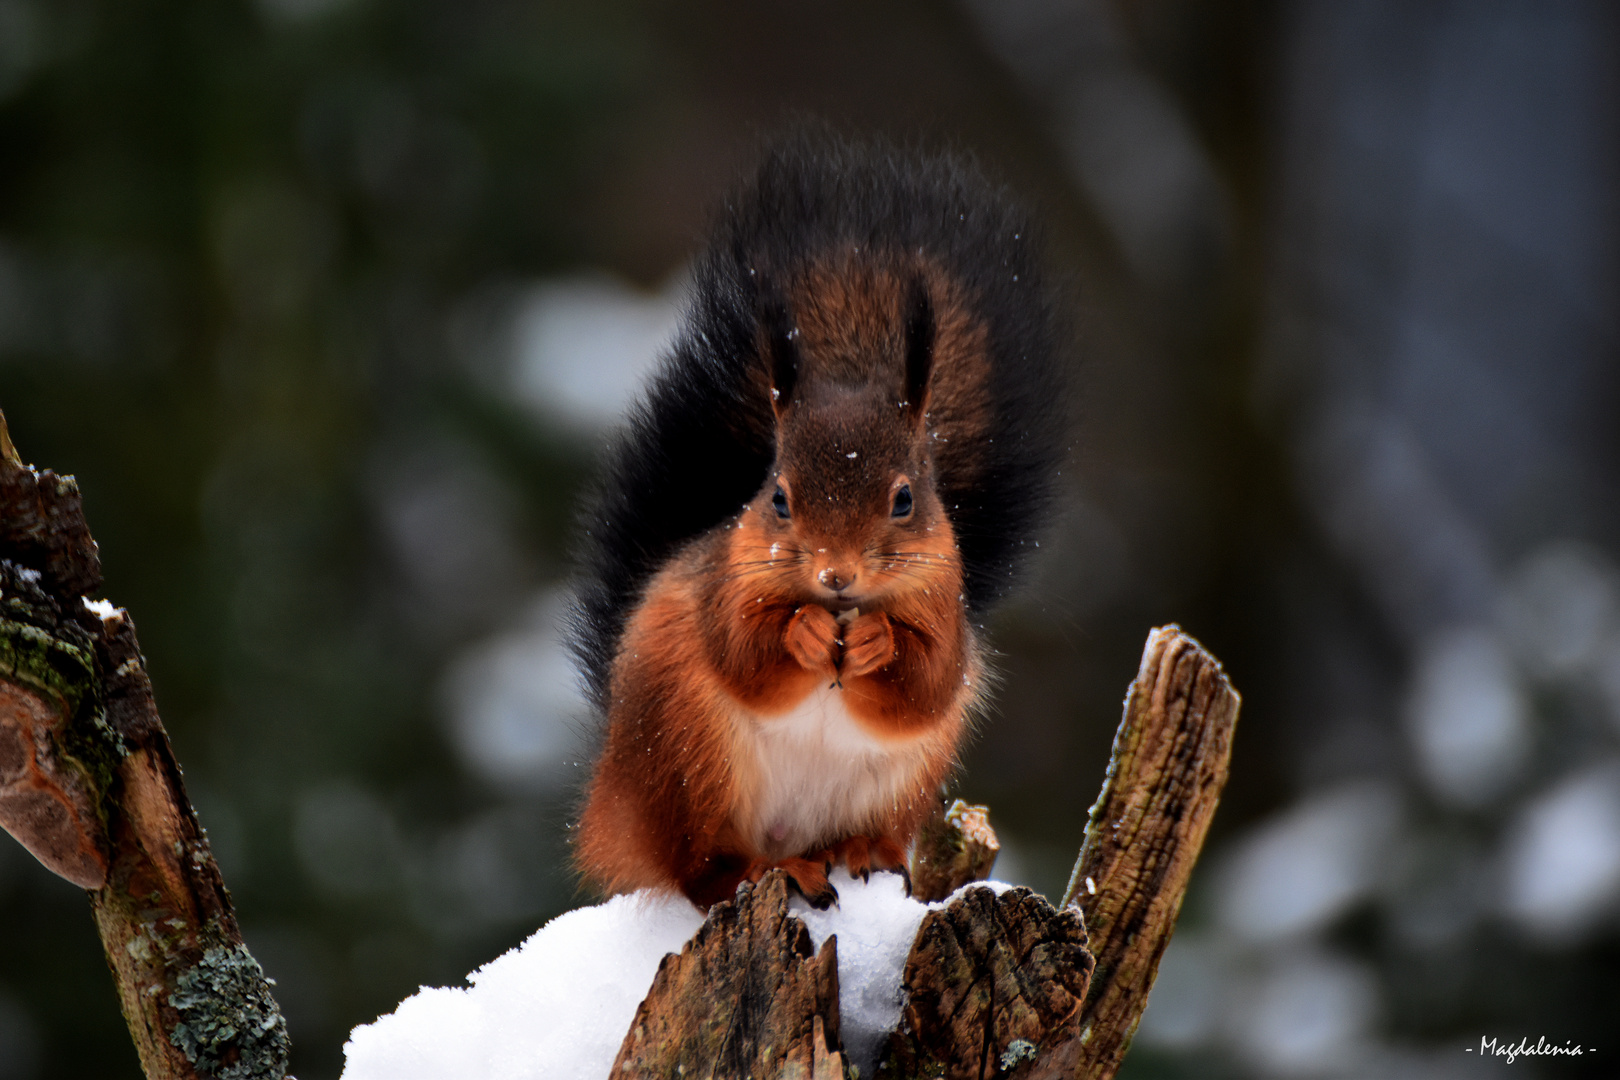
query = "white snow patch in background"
(1501, 761, 1620, 941)
(1214, 781, 1401, 943)
(1498, 541, 1618, 678)
(441, 590, 586, 790)
(1133, 931, 1226, 1050)
(509, 275, 680, 430)
(1232, 947, 1379, 1073)
(1597, 633, 1620, 734)
(342, 870, 1011, 1080)
(1404, 626, 1529, 807)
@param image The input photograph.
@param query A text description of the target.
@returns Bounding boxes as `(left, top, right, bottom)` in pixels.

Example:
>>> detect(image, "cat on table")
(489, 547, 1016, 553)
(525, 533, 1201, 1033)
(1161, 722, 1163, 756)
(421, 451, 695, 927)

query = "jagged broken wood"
(615, 625, 1240, 1079)
(614, 870, 847, 1079)
(878, 886, 1094, 1079)
(0, 410, 290, 1080)
(909, 798, 1001, 904)
(1051, 625, 1241, 1078)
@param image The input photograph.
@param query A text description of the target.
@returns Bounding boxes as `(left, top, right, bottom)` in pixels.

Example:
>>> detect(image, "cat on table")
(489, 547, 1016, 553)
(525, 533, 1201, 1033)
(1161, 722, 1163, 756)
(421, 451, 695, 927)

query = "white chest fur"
(737, 686, 933, 859)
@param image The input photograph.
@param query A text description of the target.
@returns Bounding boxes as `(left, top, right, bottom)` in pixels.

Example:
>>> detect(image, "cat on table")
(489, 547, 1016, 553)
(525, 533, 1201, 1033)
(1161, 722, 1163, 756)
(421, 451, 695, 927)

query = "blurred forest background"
(2, 0, 1619, 1077)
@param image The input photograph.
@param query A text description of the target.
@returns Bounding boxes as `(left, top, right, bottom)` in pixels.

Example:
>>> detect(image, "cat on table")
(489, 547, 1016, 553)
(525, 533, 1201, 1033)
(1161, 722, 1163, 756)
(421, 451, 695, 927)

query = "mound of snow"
(342, 869, 1010, 1080)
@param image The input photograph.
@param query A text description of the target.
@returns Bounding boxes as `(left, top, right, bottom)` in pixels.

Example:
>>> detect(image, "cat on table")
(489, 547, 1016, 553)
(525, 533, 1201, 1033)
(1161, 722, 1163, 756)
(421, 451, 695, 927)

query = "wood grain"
(613, 870, 847, 1079)
(1049, 625, 1241, 1079)
(879, 886, 1093, 1080)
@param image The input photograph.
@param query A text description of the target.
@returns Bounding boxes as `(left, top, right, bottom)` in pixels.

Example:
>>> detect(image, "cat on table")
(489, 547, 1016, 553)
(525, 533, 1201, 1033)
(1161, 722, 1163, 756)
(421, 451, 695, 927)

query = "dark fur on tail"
(570, 130, 1071, 709)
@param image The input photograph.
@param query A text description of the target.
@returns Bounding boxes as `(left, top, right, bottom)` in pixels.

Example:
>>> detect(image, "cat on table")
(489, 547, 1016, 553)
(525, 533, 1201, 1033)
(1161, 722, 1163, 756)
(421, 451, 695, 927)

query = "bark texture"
(910, 798, 1000, 904)
(878, 886, 1093, 1080)
(613, 870, 846, 1079)
(1051, 625, 1241, 1079)
(0, 410, 290, 1080)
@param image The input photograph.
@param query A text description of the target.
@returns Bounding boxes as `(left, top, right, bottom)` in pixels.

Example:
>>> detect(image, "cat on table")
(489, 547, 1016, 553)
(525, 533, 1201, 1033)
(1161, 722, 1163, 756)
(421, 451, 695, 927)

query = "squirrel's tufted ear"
(759, 287, 799, 414)
(903, 275, 934, 417)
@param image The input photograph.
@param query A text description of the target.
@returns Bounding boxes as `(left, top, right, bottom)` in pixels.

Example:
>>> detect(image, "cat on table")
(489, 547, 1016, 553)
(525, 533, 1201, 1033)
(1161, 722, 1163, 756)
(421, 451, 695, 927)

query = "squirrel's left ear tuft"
(903, 275, 934, 414)
(760, 288, 799, 410)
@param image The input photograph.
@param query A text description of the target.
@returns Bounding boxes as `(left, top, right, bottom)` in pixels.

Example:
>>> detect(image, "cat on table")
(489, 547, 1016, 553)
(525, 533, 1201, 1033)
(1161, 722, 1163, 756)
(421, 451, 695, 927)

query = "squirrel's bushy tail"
(569, 129, 1072, 710)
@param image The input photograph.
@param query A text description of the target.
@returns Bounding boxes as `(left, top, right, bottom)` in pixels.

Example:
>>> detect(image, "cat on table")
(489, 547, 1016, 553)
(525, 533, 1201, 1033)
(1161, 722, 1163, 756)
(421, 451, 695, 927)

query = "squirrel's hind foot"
(751, 852, 840, 909)
(827, 835, 910, 895)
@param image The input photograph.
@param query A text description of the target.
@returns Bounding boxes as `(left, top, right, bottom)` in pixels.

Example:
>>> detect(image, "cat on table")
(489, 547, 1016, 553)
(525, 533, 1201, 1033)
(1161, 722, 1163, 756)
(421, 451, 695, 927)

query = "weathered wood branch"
(614, 870, 847, 1079)
(879, 887, 1094, 1079)
(1051, 625, 1241, 1078)
(0, 409, 290, 1080)
(910, 798, 1001, 904)
(614, 624, 1239, 1079)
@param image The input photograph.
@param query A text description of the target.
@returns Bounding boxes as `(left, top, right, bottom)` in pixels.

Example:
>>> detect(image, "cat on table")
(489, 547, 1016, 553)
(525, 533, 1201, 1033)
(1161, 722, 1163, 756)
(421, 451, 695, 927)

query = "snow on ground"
(341, 869, 1012, 1080)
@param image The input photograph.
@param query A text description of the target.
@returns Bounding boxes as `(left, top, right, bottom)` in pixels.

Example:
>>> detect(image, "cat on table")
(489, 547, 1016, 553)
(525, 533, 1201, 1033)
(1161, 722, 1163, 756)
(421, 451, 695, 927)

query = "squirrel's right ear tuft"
(760, 289, 799, 410)
(903, 275, 934, 413)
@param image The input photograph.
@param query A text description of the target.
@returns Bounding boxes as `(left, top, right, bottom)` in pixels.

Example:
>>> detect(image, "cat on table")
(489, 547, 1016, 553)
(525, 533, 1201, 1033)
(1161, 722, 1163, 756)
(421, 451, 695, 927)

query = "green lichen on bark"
(1, 561, 123, 801)
(0, 595, 125, 790)
(0, 605, 96, 722)
(168, 945, 291, 1080)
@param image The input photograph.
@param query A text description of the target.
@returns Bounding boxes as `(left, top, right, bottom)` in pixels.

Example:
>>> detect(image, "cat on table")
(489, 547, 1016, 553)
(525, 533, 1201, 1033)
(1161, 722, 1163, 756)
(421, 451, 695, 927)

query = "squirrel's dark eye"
(891, 483, 913, 518)
(772, 485, 790, 519)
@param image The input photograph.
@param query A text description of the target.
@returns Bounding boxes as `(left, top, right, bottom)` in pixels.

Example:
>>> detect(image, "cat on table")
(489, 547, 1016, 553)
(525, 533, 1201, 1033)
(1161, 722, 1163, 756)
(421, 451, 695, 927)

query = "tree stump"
(878, 886, 1093, 1080)
(614, 625, 1240, 1080)
(613, 870, 846, 1079)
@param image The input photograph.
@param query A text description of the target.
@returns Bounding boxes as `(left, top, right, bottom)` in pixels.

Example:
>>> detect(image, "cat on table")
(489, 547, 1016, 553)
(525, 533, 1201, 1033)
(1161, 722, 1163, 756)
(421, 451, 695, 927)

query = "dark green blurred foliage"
(0, 0, 648, 1074)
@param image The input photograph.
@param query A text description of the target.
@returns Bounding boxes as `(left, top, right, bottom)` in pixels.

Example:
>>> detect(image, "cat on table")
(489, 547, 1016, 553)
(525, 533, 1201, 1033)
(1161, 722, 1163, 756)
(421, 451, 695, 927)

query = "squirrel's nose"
(818, 567, 855, 592)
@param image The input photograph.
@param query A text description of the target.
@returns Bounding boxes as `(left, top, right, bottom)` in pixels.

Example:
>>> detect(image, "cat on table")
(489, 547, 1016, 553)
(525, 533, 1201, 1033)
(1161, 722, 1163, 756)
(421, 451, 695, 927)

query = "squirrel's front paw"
(840, 612, 895, 678)
(785, 605, 840, 673)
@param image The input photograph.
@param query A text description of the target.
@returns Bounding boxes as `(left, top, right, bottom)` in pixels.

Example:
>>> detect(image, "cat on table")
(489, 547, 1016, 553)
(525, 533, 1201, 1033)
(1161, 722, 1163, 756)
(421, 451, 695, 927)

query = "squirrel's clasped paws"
(785, 605, 841, 675)
(839, 611, 896, 679)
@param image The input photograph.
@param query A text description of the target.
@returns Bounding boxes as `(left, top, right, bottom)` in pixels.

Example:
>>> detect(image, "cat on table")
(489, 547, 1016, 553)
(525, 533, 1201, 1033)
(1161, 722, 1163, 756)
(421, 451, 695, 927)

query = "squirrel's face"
(743, 389, 957, 609)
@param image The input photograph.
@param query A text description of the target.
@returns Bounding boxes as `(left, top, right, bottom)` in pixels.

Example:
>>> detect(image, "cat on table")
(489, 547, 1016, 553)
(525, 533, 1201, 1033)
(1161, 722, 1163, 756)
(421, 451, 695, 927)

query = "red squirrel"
(571, 133, 1068, 908)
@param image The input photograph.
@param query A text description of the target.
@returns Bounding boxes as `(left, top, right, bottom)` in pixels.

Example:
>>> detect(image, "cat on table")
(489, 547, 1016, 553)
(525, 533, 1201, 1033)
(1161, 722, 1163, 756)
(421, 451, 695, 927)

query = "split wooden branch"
(1052, 625, 1242, 1078)
(614, 870, 847, 1079)
(0, 409, 290, 1080)
(910, 798, 1001, 904)
(879, 886, 1094, 1079)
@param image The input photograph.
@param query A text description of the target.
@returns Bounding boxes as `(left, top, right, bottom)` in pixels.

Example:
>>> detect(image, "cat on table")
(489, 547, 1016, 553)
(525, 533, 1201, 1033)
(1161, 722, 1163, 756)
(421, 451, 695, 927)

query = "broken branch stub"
(0, 409, 290, 1080)
(613, 870, 846, 1079)
(910, 798, 1000, 904)
(878, 886, 1093, 1080)
(1052, 625, 1241, 1079)
(0, 563, 111, 889)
